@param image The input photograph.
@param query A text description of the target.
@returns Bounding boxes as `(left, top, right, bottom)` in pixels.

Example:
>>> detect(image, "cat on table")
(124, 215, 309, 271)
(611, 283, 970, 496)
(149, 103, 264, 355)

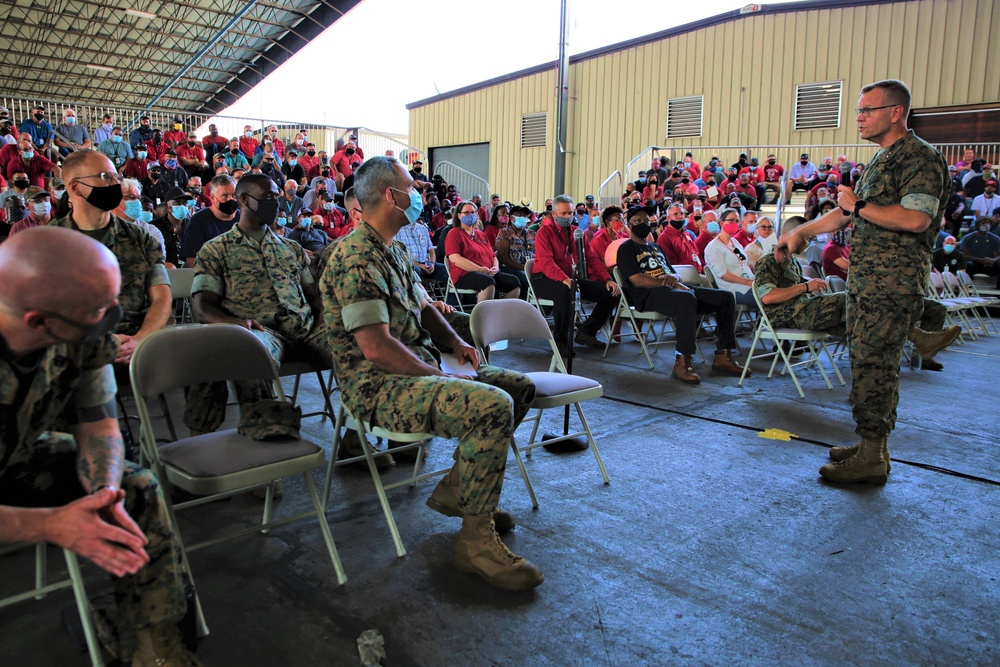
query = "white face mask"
(758, 235, 778, 252)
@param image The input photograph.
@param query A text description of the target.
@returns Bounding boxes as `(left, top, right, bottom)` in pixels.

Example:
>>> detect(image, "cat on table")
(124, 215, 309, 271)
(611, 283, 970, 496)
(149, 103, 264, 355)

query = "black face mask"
(546, 205, 552, 212)
(82, 183, 124, 211)
(13, 179, 30, 190)
(149, 170, 160, 179)
(727, 175, 737, 182)
(767, 160, 776, 165)
(43, 304, 123, 344)
(231, 149, 239, 155)
(681, 178, 689, 184)
(669, 219, 685, 230)
(245, 193, 279, 225)
(631, 222, 650, 238)
(346, 149, 355, 155)
(307, 151, 315, 156)
(217, 199, 238, 215)
(801, 161, 808, 165)
(33, 113, 44, 121)
(413, 167, 422, 173)
(321, 169, 330, 176)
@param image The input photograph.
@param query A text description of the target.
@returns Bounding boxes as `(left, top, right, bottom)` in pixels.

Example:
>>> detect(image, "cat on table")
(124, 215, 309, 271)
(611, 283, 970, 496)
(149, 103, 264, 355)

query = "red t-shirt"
(144, 139, 168, 163)
(483, 223, 501, 249)
(733, 229, 755, 249)
(762, 163, 785, 182)
(444, 227, 495, 282)
(163, 129, 186, 147)
(694, 231, 714, 264)
(176, 143, 205, 164)
(239, 136, 259, 161)
(739, 166, 765, 185)
(5, 154, 55, 188)
(202, 135, 228, 152)
(121, 157, 150, 180)
(822, 243, 849, 280)
(656, 225, 704, 272)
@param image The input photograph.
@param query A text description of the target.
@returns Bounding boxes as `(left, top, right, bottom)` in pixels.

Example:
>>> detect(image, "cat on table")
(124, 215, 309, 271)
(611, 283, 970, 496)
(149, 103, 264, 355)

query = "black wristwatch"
(853, 199, 868, 216)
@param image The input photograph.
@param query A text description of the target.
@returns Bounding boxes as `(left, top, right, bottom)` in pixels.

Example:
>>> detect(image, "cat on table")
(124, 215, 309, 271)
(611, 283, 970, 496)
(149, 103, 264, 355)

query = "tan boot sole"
(453, 555, 544, 591)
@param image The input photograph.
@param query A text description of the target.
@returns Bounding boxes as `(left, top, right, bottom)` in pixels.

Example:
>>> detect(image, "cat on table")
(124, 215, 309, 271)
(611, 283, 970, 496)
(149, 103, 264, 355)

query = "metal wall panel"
(409, 0, 997, 206)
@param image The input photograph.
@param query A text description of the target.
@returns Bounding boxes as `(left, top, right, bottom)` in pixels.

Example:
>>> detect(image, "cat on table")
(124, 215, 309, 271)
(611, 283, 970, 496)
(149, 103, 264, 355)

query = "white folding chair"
(928, 271, 977, 340)
(942, 270, 992, 337)
(130, 324, 347, 592)
(738, 285, 846, 399)
(958, 270, 1000, 334)
(443, 256, 480, 312)
(167, 267, 195, 324)
(471, 299, 610, 508)
(523, 258, 554, 311)
(0, 543, 104, 666)
(602, 266, 671, 368)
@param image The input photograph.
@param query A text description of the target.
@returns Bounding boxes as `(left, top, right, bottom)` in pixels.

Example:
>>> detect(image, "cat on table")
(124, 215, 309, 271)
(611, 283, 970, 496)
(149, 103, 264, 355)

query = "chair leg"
(322, 405, 348, 508)
(64, 550, 106, 667)
(303, 472, 347, 585)
(35, 543, 47, 599)
(356, 419, 406, 558)
(575, 403, 610, 484)
(509, 438, 538, 509)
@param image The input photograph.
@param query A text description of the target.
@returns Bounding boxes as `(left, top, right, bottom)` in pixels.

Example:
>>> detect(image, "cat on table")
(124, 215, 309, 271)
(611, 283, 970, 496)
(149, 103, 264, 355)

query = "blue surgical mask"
(32, 201, 51, 217)
(54, 189, 65, 200)
(746, 223, 758, 234)
(277, 217, 287, 227)
(137, 150, 147, 159)
(390, 187, 423, 225)
(23, 150, 34, 159)
(301, 218, 311, 228)
(66, 117, 77, 125)
(165, 159, 177, 169)
(171, 205, 189, 220)
(460, 214, 477, 226)
(513, 216, 528, 229)
(244, 131, 253, 138)
(112, 135, 123, 143)
(322, 203, 333, 211)
(707, 222, 721, 234)
(124, 199, 143, 219)
(138, 210, 154, 223)
(943, 244, 955, 254)
(288, 159, 297, 167)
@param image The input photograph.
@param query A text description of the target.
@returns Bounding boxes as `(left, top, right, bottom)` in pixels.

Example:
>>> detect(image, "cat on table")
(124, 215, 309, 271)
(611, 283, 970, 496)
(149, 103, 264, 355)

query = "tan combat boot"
(829, 440, 892, 473)
(337, 429, 394, 472)
(820, 437, 888, 484)
(711, 349, 750, 377)
(908, 325, 961, 359)
(671, 354, 701, 385)
(133, 625, 204, 667)
(454, 515, 544, 591)
(426, 464, 516, 534)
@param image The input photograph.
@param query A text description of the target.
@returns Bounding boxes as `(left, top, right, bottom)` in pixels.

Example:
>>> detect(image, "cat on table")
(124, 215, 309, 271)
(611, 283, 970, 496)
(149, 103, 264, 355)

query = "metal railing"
(597, 170, 623, 210)
(433, 161, 491, 202)
(355, 126, 426, 166)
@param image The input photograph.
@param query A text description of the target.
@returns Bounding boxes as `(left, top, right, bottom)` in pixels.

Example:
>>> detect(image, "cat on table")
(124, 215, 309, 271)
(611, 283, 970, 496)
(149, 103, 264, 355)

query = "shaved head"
(62, 148, 115, 183)
(0, 227, 120, 316)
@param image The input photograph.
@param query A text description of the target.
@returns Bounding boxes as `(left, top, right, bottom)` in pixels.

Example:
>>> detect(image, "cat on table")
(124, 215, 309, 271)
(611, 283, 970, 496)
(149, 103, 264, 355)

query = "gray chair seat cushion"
(159, 429, 321, 477)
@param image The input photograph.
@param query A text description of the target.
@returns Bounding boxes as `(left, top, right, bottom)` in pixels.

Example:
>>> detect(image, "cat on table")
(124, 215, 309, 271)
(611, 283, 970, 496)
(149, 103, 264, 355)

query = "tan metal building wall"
(409, 0, 999, 205)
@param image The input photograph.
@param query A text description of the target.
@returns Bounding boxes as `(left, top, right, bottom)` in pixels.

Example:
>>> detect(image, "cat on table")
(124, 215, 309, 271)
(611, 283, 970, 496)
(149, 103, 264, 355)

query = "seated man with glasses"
(616, 206, 748, 385)
(50, 150, 172, 367)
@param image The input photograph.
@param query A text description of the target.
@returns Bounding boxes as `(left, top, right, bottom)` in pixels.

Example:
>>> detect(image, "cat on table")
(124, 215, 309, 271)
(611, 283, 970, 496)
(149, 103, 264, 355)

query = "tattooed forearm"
(77, 434, 124, 492)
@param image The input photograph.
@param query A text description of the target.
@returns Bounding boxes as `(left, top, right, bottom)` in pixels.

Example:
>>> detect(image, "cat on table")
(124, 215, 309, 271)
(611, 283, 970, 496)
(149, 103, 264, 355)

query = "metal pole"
(553, 0, 569, 195)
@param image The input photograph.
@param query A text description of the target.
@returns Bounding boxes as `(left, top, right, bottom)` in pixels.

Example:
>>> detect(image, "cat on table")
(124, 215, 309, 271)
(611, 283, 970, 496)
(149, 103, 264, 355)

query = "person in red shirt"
(238, 125, 259, 161)
(5, 134, 57, 188)
(734, 173, 758, 208)
(822, 229, 850, 280)
(761, 153, 784, 204)
(163, 117, 187, 148)
(739, 157, 767, 206)
(176, 132, 207, 172)
(264, 126, 285, 158)
(694, 210, 719, 265)
(642, 175, 665, 205)
(732, 210, 758, 249)
(122, 144, 151, 180)
(201, 123, 229, 160)
(444, 201, 520, 303)
(657, 203, 704, 273)
(347, 132, 365, 160)
(298, 143, 319, 175)
(482, 203, 507, 249)
(590, 206, 627, 275)
(144, 129, 168, 164)
(531, 195, 618, 355)
(331, 142, 360, 180)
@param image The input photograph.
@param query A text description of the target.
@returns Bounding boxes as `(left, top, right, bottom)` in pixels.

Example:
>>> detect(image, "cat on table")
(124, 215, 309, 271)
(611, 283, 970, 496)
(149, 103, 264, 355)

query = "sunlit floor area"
(2, 313, 998, 666)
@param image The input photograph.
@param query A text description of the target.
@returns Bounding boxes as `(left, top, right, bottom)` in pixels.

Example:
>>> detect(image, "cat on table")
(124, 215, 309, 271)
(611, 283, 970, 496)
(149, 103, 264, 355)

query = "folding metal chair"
(0, 543, 104, 666)
(602, 266, 672, 368)
(279, 358, 337, 423)
(130, 324, 346, 595)
(471, 299, 610, 508)
(738, 286, 846, 399)
(167, 267, 195, 324)
(443, 256, 480, 312)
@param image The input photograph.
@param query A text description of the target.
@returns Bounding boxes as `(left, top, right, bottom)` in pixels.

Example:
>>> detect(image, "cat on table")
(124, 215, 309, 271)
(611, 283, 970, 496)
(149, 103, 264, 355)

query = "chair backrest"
(168, 267, 195, 300)
(702, 264, 720, 288)
(801, 264, 821, 280)
(470, 299, 554, 348)
(673, 264, 700, 286)
(827, 275, 846, 292)
(443, 255, 477, 293)
(130, 324, 280, 399)
(929, 270, 945, 295)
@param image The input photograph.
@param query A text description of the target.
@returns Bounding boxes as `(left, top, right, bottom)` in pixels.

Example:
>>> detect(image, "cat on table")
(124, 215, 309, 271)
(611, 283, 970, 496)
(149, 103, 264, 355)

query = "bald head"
(0, 227, 120, 315)
(62, 149, 115, 182)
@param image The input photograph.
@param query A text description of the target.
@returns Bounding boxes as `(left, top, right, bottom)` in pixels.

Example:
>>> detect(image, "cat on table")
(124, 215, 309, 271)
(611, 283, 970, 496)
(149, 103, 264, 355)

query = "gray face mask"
(43, 304, 122, 344)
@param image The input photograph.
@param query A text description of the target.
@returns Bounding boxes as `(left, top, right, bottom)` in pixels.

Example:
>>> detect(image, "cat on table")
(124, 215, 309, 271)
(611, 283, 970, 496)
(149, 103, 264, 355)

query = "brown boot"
(671, 354, 701, 384)
(711, 349, 749, 377)
(133, 625, 204, 667)
(337, 429, 394, 472)
(387, 438, 424, 463)
(426, 464, 516, 534)
(820, 437, 888, 484)
(454, 515, 543, 591)
(829, 440, 891, 473)
(908, 325, 961, 359)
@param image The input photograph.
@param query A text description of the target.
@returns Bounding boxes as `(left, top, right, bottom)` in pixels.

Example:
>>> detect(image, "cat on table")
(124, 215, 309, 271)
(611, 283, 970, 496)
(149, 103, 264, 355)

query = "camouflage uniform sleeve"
(192, 237, 225, 296)
(334, 253, 392, 333)
(292, 241, 315, 287)
(896, 149, 948, 219)
(72, 334, 120, 409)
(141, 227, 170, 289)
(753, 254, 781, 300)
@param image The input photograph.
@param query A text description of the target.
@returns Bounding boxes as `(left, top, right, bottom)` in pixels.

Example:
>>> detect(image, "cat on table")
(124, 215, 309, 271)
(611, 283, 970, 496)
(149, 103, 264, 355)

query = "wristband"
(90, 484, 118, 495)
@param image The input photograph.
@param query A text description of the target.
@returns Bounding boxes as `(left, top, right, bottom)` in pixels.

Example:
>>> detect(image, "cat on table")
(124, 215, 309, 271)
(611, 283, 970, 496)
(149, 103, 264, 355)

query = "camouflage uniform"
(0, 334, 185, 660)
(49, 214, 170, 336)
(754, 250, 947, 338)
(321, 222, 535, 516)
(184, 224, 331, 433)
(847, 129, 950, 438)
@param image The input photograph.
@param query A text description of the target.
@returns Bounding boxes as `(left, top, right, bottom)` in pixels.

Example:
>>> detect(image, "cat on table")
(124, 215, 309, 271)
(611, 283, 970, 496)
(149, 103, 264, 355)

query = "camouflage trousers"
(366, 366, 535, 516)
(847, 292, 924, 439)
(183, 324, 332, 435)
(0, 436, 185, 660)
(781, 294, 945, 338)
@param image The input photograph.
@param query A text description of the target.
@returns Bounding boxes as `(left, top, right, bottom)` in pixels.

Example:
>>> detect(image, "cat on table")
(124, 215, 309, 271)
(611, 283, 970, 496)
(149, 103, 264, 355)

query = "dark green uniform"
(49, 214, 169, 336)
(0, 334, 185, 661)
(320, 222, 535, 516)
(753, 251, 848, 336)
(848, 129, 950, 438)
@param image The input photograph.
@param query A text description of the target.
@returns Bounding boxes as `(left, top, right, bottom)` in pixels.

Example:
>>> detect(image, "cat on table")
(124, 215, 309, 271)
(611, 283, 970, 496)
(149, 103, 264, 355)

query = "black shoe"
(574, 331, 604, 349)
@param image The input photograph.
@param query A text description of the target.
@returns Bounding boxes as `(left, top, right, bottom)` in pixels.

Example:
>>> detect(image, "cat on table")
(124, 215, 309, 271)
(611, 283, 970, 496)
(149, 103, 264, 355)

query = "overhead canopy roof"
(1, 0, 361, 115)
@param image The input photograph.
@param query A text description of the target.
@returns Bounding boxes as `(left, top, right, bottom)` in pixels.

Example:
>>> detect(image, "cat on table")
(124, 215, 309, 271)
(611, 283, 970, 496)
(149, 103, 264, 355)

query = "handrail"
(597, 170, 622, 209)
(433, 161, 491, 201)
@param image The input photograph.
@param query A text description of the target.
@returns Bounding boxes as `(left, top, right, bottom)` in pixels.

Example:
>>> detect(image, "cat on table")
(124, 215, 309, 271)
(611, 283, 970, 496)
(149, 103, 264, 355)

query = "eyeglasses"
(74, 172, 122, 185)
(855, 104, 898, 117)
(722, 217, 739, 223)
(758, 225, 774, 230)
(122, 194, 141, 201)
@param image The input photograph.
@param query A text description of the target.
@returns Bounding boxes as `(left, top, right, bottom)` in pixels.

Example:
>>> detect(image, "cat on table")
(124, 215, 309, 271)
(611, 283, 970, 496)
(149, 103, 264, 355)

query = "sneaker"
(574, 331, 604, 349)
(711, 349, 749, 377)
(337, 430, 395, 472)
(671, 354, 701, 385)
(454, 515, 543, 591)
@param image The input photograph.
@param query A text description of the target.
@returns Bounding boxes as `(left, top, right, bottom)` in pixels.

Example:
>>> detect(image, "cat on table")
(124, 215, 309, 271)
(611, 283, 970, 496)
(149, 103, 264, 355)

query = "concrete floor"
(2, 316, 999, 666)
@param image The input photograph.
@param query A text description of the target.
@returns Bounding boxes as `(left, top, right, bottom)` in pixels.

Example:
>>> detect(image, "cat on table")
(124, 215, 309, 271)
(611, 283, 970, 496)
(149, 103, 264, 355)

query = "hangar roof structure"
(1, 0, 361, 115)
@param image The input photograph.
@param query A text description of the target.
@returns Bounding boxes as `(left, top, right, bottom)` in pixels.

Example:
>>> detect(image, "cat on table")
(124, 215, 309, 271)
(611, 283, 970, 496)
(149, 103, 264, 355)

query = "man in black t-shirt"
(616, 206, 748, 385)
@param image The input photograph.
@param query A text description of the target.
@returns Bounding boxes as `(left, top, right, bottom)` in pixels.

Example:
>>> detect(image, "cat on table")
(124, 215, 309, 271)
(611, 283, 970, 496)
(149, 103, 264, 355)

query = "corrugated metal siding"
(409, 0, 996, 204)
